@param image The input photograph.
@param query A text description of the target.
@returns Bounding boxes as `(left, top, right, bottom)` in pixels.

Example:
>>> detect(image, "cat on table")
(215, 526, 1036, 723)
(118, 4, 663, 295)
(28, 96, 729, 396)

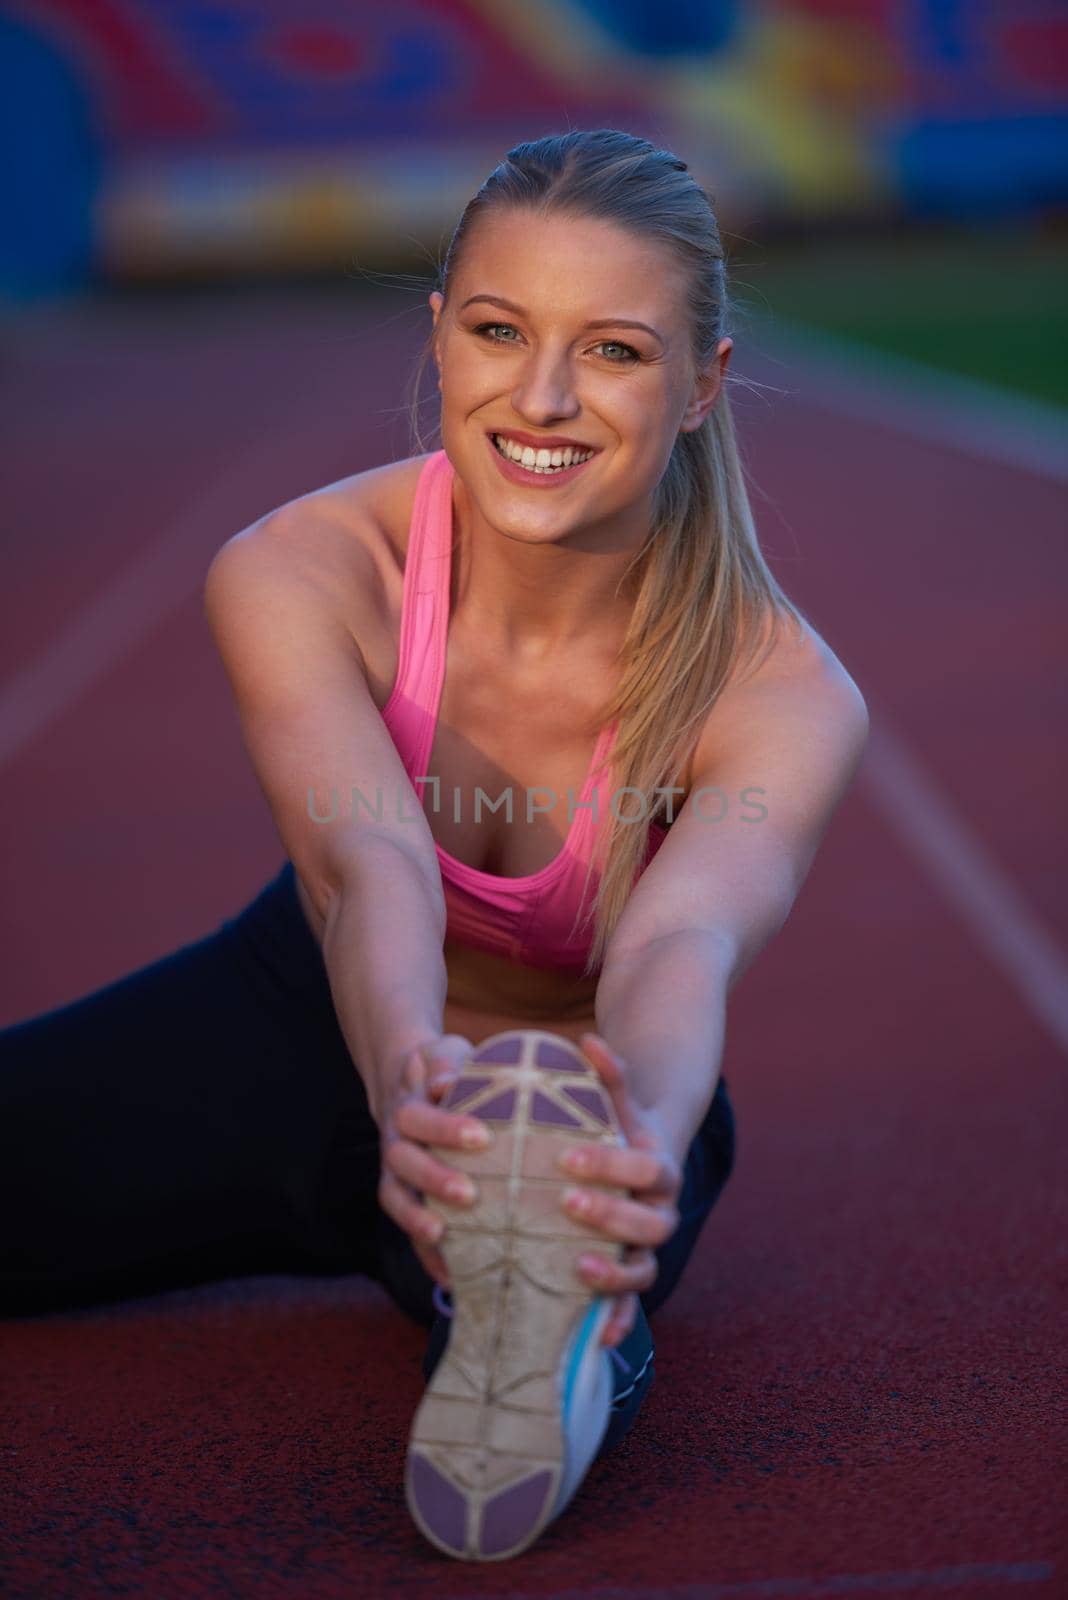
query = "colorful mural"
(2, 0, 1066, 289)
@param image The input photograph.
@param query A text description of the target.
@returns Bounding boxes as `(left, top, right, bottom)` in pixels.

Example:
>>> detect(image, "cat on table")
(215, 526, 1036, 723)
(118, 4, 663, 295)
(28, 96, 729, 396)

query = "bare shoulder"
(200, 452, 447, 926)
(303, 450, 435, 570)
(214, 451, 432, 576)
(205, 451, 435, 647)
(688, 608, 869, 783)
(738, 610, 866, 704)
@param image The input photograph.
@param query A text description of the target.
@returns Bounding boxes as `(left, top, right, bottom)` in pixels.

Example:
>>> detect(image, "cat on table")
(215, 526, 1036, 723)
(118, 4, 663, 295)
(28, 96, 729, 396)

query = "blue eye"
(597, 340, 640, 363)
(471, 322, 640, 363)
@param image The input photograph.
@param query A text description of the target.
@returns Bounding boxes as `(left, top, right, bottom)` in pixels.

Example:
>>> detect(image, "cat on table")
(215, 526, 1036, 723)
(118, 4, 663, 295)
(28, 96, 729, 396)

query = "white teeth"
(492, 435, 593, 473)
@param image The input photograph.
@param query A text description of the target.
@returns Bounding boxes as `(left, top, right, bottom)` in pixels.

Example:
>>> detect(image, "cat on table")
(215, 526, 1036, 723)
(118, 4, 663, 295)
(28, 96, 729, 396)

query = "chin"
(481, 497, 570, 538)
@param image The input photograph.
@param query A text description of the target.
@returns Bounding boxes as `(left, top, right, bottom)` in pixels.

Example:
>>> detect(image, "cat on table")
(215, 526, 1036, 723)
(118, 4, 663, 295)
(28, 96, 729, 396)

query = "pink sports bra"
(379, 450, 667, 972)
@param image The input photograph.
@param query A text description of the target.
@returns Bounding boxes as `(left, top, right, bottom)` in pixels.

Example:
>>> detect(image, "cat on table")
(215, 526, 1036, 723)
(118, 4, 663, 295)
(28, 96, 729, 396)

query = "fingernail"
(564, 1187, 591, 1216)
(446, 1177, 476, 1204)
(580, 1254, 607, 1279)
(460, 1123, 490, 1150)
(423, 1216, 444, 1243)
(557, 1148, 588, 1175)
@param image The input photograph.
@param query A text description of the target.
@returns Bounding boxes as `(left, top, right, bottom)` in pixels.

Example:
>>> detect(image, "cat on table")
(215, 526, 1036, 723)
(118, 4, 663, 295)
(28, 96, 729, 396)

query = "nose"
(510, 342, 581, 428)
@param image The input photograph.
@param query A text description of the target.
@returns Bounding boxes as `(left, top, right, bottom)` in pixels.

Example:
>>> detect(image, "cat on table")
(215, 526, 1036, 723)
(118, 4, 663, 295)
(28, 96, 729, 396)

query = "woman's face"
(429, 208, 730, 549)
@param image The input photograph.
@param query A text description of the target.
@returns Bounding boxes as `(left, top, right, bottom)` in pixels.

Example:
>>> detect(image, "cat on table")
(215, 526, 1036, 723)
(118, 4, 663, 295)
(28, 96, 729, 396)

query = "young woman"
(0, 130, 868, 1560)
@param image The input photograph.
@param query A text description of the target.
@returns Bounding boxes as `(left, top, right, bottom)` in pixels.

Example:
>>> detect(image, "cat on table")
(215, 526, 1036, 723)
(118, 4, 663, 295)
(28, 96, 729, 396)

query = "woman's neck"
(449, 477, 647, 662)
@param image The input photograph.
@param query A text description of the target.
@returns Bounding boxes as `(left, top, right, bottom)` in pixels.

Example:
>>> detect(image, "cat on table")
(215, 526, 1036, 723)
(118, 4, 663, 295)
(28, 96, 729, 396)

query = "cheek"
(595, 367, 677, 419)
(616, 386, 685, 455)
(440, 352, 503, 405)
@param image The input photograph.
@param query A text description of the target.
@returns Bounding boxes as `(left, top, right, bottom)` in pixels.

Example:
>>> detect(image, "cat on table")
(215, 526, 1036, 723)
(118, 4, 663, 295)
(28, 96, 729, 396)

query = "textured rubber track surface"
(405, 1029, 627, 1561)
(5, 301, 1066, 1596)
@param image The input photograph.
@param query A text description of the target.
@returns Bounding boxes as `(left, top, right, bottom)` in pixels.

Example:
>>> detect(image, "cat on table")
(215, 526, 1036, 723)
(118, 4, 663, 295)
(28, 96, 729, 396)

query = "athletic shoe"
(404, 1028, 628, 1561)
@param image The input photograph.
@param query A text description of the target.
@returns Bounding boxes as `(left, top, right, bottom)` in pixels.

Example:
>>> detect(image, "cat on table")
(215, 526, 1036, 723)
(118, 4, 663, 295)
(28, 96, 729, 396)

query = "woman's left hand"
(556, 1032, 684, 1348)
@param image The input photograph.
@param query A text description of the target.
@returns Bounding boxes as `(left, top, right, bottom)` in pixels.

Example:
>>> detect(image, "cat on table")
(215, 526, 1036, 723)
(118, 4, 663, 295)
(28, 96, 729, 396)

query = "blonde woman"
(0, 130, 868, 1561)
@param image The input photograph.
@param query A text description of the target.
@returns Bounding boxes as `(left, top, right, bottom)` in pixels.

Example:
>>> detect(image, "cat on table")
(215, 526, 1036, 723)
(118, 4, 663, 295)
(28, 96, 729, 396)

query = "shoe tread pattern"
(405, 1029, 626, 1561)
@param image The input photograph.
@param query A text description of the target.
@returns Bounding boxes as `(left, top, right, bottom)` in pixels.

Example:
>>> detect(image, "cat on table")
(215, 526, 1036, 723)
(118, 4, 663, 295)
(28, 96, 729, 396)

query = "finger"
(426, 1075, 455, 1104)
(556, 1140, 680, 1199)
(421, 1034, 477, 1087)
(562, 1185, 679, 1248)
(577, 1033, 647, 1148)
(377, 1153, 454, 1288)
(399, 1043, 433, 1094)
(576, 1246, 659, 1297)
(394, 1097, 493, 1152)
(412, 1236, 451, 1289)
(427, 1036, 492, 1108)
(577, 1033, 627, 1096)
(378, 1168, 446, 1251)
(399, 1037, 469, 1097)
(601, 1291, 639, 1347)
(385, 1138, 480, 1208)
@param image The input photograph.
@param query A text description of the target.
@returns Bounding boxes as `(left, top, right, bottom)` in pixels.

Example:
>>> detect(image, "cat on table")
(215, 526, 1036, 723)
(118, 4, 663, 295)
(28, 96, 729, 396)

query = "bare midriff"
(292, 867, 599, 1046)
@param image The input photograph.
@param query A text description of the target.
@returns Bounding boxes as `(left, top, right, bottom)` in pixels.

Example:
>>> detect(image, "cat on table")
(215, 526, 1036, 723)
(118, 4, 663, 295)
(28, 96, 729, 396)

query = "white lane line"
(459, 1558, 1055, 1598)
(0, 388, 357, 769)
(860, 713, 1068, 1058)
(741, 320, 1068, 482)
(739, 325, 1068, 1054)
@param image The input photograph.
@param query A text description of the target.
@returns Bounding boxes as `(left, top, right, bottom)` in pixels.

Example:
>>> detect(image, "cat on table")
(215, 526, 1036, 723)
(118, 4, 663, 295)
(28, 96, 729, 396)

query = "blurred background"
(2, 0, 1066, 393)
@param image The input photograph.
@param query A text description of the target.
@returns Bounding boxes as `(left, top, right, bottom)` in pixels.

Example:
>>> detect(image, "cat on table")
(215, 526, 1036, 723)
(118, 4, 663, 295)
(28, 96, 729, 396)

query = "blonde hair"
(408, 129, 807, 976)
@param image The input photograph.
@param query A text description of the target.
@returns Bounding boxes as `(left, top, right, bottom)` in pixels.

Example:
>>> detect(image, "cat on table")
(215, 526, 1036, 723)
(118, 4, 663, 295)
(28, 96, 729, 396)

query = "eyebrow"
(458, 293, 665, 348)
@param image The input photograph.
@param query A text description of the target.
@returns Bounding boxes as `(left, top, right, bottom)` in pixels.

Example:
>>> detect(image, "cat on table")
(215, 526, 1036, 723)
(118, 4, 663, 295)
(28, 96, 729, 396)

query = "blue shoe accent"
(562, 1299, 604, 1422)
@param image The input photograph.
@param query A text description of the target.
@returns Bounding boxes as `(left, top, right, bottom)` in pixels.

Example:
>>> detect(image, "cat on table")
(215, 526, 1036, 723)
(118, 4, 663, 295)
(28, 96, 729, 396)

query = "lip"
(485, 431, 597, 488)
(488, 428, 598, 452)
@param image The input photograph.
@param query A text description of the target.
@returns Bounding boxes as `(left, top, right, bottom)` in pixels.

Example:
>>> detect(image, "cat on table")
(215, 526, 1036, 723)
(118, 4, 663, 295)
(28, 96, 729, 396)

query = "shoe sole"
(404, 1029, 627, 1561)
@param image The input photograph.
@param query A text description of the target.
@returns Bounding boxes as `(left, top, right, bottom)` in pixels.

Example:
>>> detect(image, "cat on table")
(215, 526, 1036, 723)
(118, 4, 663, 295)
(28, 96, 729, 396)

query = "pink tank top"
(380, 450, 667, 972)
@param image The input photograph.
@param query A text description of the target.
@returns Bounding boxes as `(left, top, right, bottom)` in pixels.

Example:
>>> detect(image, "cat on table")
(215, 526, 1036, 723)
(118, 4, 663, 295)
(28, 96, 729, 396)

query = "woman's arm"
(591, 928, 733, 1172)
(203, 506, 484, 1274)
(320, 834, 447, 1123)
(563, 628, 869, 1343)
(203, 510, 448, 1096)
(595, 625, 869, 1158)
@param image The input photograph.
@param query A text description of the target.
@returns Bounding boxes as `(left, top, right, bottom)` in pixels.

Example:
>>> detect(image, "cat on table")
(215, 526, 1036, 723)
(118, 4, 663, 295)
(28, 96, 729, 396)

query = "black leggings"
(0, 862, 736, 1452)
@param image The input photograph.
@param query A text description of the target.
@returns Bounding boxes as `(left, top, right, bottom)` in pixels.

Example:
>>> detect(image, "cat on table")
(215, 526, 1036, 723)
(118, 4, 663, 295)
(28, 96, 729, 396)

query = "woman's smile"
(485, 429, 599, 488)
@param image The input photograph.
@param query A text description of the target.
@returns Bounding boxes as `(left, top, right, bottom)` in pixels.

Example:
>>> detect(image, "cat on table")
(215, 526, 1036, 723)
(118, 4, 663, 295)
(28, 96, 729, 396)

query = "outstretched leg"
(0, 862, 381, 1315)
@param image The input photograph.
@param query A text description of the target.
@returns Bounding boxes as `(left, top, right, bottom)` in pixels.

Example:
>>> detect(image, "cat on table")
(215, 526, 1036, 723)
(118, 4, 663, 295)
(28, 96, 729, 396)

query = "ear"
(429, 291, 445, 390)
(678, 336, 733, 434)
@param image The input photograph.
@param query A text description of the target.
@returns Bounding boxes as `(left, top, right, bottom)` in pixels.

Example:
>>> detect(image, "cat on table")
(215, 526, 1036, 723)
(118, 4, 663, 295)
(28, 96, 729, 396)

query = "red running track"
(0, 289, 1064, 1598)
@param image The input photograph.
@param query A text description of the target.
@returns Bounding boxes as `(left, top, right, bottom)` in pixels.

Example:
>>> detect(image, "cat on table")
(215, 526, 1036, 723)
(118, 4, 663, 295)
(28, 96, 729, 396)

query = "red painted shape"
(30, 0, 219, 137)
(1001, 20, 1068, 90)
(267, 26, 366, 79)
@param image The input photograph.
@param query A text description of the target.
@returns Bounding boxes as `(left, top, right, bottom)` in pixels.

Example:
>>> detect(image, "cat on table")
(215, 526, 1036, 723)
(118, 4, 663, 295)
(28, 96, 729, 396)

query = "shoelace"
(432, 1281, 632, 1373)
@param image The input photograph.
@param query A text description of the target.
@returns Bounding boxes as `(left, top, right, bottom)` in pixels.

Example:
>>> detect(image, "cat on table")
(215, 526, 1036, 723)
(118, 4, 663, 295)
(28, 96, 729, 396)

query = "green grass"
(728, 226, 1068, 410)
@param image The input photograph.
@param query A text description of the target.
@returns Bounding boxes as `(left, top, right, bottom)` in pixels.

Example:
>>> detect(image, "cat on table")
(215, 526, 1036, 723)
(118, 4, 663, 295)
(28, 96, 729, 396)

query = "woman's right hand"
(375, 1034, 491, 1286)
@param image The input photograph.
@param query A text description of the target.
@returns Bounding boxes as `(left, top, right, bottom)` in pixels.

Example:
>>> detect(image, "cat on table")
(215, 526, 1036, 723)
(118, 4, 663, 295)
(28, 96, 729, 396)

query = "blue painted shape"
(896, 115, 1068, 214)
(0, 15, 102, 296)
(571, 0, 739, 56)
(148, 2, 468, 144)
(914, 0, 971, 69)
